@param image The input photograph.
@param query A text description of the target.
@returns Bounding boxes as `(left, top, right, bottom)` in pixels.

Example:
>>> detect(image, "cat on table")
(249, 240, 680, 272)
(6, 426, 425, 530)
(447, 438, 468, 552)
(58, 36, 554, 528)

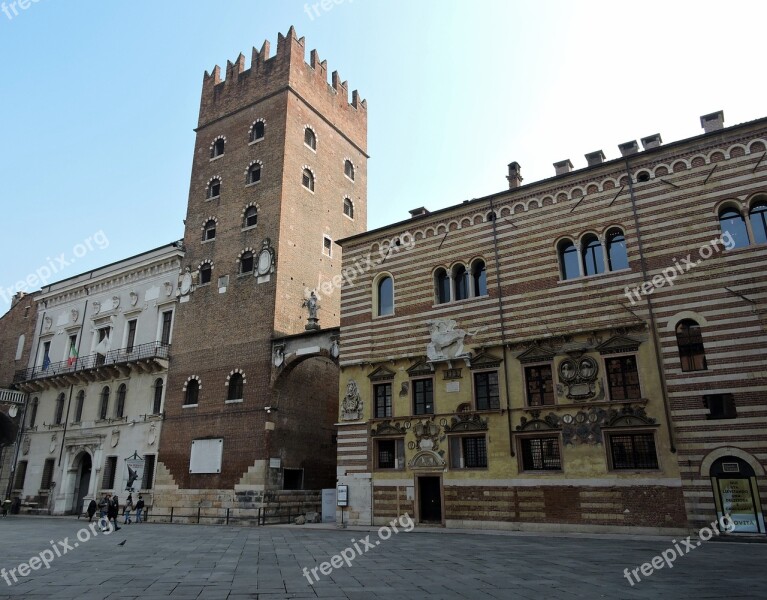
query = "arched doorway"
(710, 456, 765, 534)
(71, 452, 92, 515)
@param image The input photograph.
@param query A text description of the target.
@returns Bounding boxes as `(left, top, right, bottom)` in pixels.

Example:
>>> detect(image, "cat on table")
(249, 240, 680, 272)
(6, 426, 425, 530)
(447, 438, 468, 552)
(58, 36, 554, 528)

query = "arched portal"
(71, 451, 92, 515)
(710, 456, 765, 534)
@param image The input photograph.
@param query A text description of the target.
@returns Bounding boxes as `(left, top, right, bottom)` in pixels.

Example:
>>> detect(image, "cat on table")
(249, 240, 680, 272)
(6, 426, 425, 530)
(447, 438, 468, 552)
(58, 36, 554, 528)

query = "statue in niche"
(341, 380, 362, 421)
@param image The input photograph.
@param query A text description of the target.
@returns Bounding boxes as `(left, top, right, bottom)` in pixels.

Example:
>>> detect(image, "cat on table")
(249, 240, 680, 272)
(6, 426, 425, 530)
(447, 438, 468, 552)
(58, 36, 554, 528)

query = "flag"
(42, 354, 51, 371)
(67, 343, 78, 367)
(94, 332, 111, 357)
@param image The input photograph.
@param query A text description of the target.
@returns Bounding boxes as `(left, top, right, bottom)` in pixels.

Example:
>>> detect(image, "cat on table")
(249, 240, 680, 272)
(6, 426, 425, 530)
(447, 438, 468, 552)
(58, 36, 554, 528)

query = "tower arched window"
(452, 264, 469, 301)
(54, 393, 65, 425)
(199, 263, 212, 285)
(207, 178, 221, 199)
(471, 259, 487, 297)
(240, 251, 254, 274)
(153, 378, 164, 414)
(29, 397, 38, 427)
(304, 127, 316, 150)
(247, 162, 261, 184)
(250, 121, 265, 142)
(719, 207, 749, 248)
(435, 268, 450, 304)
(227, 373, 244, 401)
(606, 228, 629, 271)
(343, 198, 354, 218)
(211, 137, 225, 159)
(377, 276, 394, 316)
(749, 199, 767, 245)
(99, 387, 110, 420)
(116, 384, 126, 418)
(244, 206, 258, 228)
(676, 319, 707, 372)
(302, 169, 315, 192)
(74, 391, 85, 422)
(582, 234, 605, 276)
(203, 220, 216, 241)
(184, 379, 199, 406)
(558, 239, 579, 280)
(344, 160, 355, 181)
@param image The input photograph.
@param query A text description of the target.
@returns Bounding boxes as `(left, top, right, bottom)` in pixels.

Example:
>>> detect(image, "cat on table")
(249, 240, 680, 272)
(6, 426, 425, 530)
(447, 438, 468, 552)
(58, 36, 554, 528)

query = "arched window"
(471, 259, 487, 297)
(558, 239, 579, 280)
(247, 162, 261, 184)
(116, 384, 126, 418)
(676, 319, 707, 372)
(99, 387, 110, 420)
(344, 160, 355, 181)
(435, 268, 450, 304)
(250, 121, 265, 142)
(240, 251, 254, 274)
(199, 263, 212, 285)
(153, 378, 164, 414)
(453, 264, 469, 301)
(244, 206, 258, 228)
(343, 198, 354, 218)
(719, 207, 749, 248)
(749, 200, 767, 245)
(210, 137, 225, 158)
(207, 178, 221, 199)
(29, 397, 38, 427)
(54, 393, 65, 425)
(184, 379, 199, 406)
(581, 234, 605, 276)
(606, 228, 629, 271)
(304, 127, 316, 150)
(302, 168, 315, 191)
(203, 219, 216, 241)
(227, 373, 244, 401)
(74, 391, 85, 422)
(377, 276, 394, 316)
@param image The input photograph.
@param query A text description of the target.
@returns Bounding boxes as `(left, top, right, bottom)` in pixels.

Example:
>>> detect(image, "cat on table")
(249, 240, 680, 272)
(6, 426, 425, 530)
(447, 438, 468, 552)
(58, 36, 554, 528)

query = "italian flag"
(67, 343, 78, 367)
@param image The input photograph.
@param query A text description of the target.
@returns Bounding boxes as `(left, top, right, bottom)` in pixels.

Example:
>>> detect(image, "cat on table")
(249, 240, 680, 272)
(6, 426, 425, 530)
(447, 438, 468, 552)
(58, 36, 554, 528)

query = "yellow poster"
(719, 478, 758, 533)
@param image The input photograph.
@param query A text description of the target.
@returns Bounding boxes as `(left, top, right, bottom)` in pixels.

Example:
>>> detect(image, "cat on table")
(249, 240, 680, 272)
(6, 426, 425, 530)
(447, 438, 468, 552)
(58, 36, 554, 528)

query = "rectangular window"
(102, 456, 117, 489)
(376, 439, 405, 470)
(40, 458, 55, 490)
(608, 433, 659, 470)
(449, 436, 488, 469)
(474, 371, 500, 410)
(95, 327, 110, 366)
(142, 455, 156, 489)
(41, 341, 51, 366)
(412, 378, 434, 415)
(14, 461, 27, 490)
(606, 356, 641, 400)
(126, 319, 137, 353)
(704, 394, 737, 420)
(160, 311, 173, 345)
(525, 365, 554, 406)
(66, 334, 77, 362)
(520, 437, 562, 471)
(323, 236, 332, 257)
(374, 383, 392, 418)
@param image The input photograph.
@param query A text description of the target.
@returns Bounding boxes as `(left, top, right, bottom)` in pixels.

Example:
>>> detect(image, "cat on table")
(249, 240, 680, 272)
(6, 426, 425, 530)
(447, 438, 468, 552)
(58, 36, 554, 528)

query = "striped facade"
(336, 113, 767, 533)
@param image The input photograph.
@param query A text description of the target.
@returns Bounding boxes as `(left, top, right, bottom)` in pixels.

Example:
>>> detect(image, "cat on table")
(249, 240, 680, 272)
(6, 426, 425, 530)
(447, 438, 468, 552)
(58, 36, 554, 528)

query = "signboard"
(189, 438, 223, 474)
(337, 484, 349, 507)
(717, 478, 761, 533)
(124, 452, 145, 493)
(322, 488, 337, 523)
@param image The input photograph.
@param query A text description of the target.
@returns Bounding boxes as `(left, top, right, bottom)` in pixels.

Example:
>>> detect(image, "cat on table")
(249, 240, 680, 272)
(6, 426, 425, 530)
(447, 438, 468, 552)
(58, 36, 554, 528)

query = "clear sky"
(1, 0, 764, 313)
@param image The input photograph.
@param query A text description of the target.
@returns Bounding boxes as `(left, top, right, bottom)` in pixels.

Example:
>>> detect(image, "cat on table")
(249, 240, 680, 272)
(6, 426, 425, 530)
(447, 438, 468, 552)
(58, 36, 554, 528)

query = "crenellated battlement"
(198, 26, 366, 135)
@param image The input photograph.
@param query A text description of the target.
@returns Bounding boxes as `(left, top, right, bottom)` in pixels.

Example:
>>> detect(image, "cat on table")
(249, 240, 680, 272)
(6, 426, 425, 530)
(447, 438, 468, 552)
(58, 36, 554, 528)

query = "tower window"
(210, 137, 225, 159)
(343, 198, 354, 218)
(344, 160, 355, 181)
(203, 219, 216, 241)
(207, 178, 221, 199)
(304, 127, 316, 150)
(247, 162, 261, 184)
(199, 263, 212, 285)
(244, 206, 258, 228)
(323, 236, 332, 257)
(240, 251, 254, 274)
(250, 120, 265, 142)
(302, 168, 315, 192)
(227, 373, 244, 401)
(184, 379, 199, 406)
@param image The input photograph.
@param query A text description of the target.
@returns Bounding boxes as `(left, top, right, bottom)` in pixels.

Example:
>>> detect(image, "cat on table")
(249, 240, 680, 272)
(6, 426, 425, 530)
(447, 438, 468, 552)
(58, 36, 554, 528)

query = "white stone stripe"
(372, 477, 682, 488)
(337, 446, 368, 453)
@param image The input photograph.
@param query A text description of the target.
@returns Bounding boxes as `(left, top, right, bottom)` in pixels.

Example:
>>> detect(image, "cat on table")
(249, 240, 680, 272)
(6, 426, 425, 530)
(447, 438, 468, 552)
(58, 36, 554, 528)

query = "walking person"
(87, 498, 97, 523)
(123, 493, 133, 524)
(107, 494, 121, 531)
(135, 495, 145, 524)
(98, 493, 110, 531)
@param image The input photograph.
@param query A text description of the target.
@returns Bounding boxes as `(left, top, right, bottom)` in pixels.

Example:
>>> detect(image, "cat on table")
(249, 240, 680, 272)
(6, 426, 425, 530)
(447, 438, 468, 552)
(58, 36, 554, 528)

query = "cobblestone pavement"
(0, 517, 765, 599)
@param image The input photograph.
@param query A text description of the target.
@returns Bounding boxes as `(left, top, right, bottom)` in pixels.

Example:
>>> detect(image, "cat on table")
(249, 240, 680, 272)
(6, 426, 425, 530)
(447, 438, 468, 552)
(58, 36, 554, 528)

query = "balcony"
(14, 341, 170, 391)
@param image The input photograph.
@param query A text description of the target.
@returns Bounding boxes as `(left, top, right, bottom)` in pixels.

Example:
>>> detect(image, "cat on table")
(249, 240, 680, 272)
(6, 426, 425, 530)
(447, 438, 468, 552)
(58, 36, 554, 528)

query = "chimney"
(585, 150, 606, 167)
(700, 110, 724, 133)
(409, 207, 430, 218)
(553, 159, 573, 176)
(507, 162, 523, 189)
(618, 140, 639, 157)
(641, 133, 663, 150)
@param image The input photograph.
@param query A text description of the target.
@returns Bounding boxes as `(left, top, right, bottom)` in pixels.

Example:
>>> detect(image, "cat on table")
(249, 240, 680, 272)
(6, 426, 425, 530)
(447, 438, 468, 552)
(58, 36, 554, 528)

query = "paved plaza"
(0, 516, 765, 599)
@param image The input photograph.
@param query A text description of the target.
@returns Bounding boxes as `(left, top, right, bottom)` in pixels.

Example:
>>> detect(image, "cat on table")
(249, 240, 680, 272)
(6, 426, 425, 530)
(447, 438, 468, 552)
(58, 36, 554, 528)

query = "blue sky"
(1, 0, 764, 313)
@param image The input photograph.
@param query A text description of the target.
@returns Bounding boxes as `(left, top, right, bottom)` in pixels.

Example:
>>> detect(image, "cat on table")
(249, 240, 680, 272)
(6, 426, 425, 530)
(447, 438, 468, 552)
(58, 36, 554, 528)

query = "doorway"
(417, 476, 442, 524)
(72, 452, 92, 515)
(710, 456, 765, 534)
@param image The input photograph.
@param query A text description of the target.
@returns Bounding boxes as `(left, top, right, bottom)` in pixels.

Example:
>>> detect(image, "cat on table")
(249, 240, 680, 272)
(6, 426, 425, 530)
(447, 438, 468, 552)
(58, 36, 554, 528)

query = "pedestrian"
(98, 493, 110, 530)
(1, 499, 11, 517)
(135, 494, 145, 524)
(123, 493, 133, 524)
(107, 494, 121, 531)
(87, 498, 97, 523)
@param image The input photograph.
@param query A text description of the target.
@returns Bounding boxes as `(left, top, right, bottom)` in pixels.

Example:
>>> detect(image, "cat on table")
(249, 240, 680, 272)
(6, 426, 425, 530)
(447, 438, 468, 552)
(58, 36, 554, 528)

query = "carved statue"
(303, 291, 319, 319)
(425, 319, 484, 361)
(341, 380, 362, 420)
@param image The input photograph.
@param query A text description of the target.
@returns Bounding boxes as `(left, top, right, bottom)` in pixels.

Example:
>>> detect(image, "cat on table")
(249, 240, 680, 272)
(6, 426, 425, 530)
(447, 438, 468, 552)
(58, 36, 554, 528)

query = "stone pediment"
(595, 335, 641, 355)
(407, 360, 433, 378)
(468, 351, 502, 370)
(516, 345, 556, 364)
(444, 413, 488, 433)
(370, 420, 407, 437)
(516, 411, 561, 432)
(408, 450, 446, 472)
(368, 366, 396, 382)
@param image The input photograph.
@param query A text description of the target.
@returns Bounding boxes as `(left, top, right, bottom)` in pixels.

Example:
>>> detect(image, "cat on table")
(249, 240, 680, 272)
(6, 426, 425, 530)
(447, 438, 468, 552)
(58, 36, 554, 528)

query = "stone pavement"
(0, 516, 765, 599)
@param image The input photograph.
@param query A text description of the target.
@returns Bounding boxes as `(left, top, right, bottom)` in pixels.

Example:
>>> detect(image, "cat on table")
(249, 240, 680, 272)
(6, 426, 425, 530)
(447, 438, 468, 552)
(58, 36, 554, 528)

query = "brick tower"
(156, 27, 367, 510)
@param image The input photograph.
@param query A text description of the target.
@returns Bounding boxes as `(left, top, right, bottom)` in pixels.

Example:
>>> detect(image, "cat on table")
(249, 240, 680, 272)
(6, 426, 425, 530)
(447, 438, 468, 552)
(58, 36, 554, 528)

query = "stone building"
(155, 28, 367, 514)
(336, 111, 767, 534)
(11, 243, 182, 514)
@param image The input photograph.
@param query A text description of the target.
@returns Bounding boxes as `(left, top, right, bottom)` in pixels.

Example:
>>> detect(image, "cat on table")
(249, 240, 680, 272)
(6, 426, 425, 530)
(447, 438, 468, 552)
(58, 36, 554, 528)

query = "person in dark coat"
(107, 494, 121, 531)
(87, 499, 97, 522)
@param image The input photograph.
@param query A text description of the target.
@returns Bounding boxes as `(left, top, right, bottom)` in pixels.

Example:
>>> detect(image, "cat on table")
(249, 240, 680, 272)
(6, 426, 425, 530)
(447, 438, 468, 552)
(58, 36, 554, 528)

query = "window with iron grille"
(704, 394, 736, 420)
(525, 365, 554, 406)
(520, 437, 562, 471)
(40, 458, 55, 490)
(676, 319, 707, 372)
(607, 433, 658, 469)
(343, 198, 354, 218)
(606, 356, 641, 400)
(374, 383, 392, 418)
(474, 371, 500, 410)
(102, 456, 117, 489)
(14, 461, 27, 489)
(304, 127, 316, 150)
(449, 436, 488, 469)
(302, 169, 314, 191)
(344, 159, 354, 180)
(142, 455, 156, 489)
(412, 378, 433, 415)
(376, 439, 404, 469)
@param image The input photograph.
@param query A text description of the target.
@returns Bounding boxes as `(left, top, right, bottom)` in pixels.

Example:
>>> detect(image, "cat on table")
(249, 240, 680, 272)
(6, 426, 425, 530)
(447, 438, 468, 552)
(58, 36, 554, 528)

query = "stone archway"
(70, 451, 92, 515)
